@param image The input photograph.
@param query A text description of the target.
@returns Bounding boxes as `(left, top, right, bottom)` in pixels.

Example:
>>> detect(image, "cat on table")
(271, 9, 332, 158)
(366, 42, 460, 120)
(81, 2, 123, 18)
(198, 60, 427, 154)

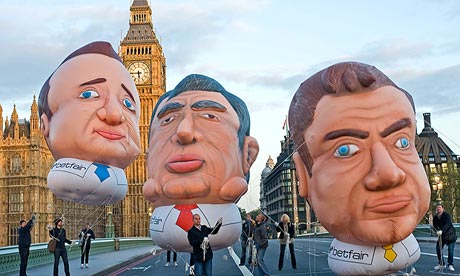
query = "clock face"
(128, 62, 150, 84)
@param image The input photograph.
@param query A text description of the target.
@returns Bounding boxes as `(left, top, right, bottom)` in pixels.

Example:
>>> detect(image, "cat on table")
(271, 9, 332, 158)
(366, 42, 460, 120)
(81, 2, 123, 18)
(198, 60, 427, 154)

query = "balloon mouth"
(95, 129, 124, 140)
(365, 195, 412, 214)
(166, 154, 204, 173)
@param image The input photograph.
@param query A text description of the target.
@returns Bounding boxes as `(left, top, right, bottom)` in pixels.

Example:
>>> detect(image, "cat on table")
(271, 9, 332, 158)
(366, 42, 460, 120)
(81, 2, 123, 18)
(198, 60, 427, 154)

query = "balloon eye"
(334, 144, 359, 158)
(160, 115, 175, 126)
(123, 98, 135, 111)
(79, 90, 99, 99)
(200, 113, 219, 121)
(395, 137, 410, 149)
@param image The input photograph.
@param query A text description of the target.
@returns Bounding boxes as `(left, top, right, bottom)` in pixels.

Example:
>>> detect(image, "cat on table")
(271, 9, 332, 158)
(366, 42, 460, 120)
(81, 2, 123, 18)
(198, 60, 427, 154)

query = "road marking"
(108, 253, 155, 275)
(228, 245, 254, 276)
(128, 265, 151, 271)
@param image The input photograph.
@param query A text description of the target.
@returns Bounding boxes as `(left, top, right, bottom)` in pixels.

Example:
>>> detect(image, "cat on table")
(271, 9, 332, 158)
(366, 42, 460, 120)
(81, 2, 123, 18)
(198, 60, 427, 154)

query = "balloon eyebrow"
(157, 102, 185, 119)
(121, 83, 136, 103)
(80, 78, 106, 86)
(380, 118, 411, 138)
(191, 100, 226, 111)
(324, 129, 369, 141)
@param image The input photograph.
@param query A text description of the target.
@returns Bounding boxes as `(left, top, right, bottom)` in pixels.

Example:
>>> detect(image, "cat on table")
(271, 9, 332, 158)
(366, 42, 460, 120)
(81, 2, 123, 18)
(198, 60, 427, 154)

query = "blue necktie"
(93, 163, 110, 182)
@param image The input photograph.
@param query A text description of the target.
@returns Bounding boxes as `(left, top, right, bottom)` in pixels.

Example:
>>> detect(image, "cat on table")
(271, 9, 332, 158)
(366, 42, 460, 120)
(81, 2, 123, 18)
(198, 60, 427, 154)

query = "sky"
(1, 0, 460, 213)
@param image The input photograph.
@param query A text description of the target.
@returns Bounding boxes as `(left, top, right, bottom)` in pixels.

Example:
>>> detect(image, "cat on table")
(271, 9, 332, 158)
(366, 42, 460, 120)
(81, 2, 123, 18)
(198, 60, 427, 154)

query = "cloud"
(398, 64, 460, 113)
(152, 1, 268, 71)
(0, 2, 127, 115)
(350, 39, 433, 66)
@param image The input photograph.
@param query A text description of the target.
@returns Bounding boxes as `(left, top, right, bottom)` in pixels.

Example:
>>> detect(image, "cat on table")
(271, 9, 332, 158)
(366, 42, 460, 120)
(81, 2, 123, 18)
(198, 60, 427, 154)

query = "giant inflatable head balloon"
(144, 74, 259, 251)
(38, 41, 141, 205)
(288, 62, 430, 275)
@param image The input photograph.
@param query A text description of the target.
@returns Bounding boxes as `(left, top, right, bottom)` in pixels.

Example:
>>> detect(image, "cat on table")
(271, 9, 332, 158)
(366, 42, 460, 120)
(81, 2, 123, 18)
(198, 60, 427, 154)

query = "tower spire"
(30, 95, 39, 133)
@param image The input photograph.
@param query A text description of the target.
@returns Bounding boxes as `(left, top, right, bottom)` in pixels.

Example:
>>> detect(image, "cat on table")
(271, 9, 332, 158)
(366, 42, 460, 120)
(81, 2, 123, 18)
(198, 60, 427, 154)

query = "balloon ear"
(293, 151, 310, 199)
(40, 114, 50, 138)
(242, 136, 259, 175)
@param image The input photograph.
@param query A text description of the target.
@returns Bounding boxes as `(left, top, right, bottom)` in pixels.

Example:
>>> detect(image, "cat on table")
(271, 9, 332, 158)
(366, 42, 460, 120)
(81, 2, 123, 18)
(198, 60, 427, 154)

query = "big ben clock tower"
(118, 0, 166, 237)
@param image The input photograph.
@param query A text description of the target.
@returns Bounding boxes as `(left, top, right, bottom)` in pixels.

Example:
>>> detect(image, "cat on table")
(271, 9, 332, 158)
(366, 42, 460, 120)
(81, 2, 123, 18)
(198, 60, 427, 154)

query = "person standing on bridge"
(78, 223, 95, 269)
(187, 213, 222, 276)
(254, 213, 271, 276)
(165, 250, 177, 267)
(275, 214, 296, 270)
(433, 203, 457, 271)
(240, 213, 255, 266)
(50, 218, 73, 276)
(18, 213, 35, 276)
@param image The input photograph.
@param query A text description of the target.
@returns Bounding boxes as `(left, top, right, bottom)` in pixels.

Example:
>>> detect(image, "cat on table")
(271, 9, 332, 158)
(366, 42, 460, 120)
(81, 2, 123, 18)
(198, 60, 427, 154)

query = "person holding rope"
(240, 213, 255, 266)
(187, 214, 222, 276)
(18, 213, 35, 276)
(50, 218, 73, 276)
(78, 223, 95, 269)
(433, 203, 457, 271)
(254, 213, 271, 276)
(275, 214, 296, 270)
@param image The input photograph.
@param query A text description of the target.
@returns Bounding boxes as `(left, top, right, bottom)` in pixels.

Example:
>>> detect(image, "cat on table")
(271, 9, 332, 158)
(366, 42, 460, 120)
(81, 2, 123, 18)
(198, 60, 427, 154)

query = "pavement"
(1, 236, 442, 276)
(3, 245, 159, 276)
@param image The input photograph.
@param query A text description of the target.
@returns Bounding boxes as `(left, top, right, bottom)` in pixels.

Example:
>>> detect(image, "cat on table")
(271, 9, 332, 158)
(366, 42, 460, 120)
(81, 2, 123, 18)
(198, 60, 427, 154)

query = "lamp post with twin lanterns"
(432, 173, 443, 205)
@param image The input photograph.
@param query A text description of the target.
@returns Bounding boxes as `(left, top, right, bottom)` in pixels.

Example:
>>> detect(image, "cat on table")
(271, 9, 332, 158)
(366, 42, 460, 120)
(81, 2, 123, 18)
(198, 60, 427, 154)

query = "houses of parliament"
(0, 0, 165, 246)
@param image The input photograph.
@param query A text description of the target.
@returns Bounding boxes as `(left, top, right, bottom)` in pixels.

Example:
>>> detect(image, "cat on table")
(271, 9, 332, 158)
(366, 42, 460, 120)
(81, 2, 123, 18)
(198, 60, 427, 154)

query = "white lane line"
(228, 246, 254, 276)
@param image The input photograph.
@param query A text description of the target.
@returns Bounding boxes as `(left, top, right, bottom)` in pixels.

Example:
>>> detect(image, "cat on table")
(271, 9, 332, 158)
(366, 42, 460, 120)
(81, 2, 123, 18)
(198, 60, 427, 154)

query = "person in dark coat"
(253, 213, 271, 276)
(275, 214, 297, 270)
(240, 213, 254, 266)
(49, 218, 73, 276)
(187, 214, 222, 276)
(433, 203, 457, 271)
(78, 223, 95, 269)
(18, 214, 35, 276)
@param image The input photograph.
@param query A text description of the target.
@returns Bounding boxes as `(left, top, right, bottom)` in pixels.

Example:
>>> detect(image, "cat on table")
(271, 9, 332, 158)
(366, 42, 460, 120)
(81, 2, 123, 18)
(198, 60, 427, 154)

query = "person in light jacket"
(275, 214, 297, 270)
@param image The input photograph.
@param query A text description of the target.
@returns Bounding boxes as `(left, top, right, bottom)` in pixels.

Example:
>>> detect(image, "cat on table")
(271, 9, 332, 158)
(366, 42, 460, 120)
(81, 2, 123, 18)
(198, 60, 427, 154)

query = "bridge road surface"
(104, 238, 460, 276)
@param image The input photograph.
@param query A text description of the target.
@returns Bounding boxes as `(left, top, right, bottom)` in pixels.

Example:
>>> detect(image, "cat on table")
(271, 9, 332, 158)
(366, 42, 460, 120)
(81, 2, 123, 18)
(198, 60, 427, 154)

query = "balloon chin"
(149, 203, 241, 252)
(47, 158, 128, 205)
(328, 234, 420, 275)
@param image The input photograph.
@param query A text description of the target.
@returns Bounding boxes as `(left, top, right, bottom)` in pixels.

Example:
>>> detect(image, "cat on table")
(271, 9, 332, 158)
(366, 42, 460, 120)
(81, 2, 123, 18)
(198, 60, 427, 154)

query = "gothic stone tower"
(0, 99, 54, 246)
(0, 99, 108, 246)
(118, 0, 166, 237)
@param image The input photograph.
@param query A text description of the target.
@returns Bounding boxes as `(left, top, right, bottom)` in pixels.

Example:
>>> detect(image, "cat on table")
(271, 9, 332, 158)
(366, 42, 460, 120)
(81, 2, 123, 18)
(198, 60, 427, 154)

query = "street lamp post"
(432, 174, 443, 205)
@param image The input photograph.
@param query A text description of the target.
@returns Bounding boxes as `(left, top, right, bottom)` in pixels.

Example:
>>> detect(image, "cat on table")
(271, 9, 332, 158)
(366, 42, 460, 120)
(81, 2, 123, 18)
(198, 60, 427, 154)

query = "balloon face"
(143, 90, 257, 207)
(41, 53, 141, 169)
(142, 74, 259, 252)
(294, 86, 430, 245)
(38, 41, 140, 205)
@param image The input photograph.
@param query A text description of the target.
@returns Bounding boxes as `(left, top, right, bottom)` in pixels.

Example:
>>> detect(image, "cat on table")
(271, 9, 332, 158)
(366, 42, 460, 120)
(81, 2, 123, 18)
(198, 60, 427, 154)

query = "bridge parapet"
(0, 237, 153, 275)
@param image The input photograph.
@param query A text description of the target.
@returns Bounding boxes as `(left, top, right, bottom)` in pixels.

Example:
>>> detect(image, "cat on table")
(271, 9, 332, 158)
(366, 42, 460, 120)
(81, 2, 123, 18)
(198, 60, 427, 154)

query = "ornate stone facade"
(0, 99, 106, 246)
(0, 0, 165, 245)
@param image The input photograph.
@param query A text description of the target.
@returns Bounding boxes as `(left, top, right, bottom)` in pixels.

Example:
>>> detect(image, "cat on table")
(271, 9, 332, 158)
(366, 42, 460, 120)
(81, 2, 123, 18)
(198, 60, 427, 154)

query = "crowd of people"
(18, 209, 458, 275)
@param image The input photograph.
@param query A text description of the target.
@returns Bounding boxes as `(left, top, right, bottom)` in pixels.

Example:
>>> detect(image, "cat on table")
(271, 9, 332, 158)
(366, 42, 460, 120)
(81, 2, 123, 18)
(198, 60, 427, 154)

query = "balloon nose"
(364, 143, 405, 191)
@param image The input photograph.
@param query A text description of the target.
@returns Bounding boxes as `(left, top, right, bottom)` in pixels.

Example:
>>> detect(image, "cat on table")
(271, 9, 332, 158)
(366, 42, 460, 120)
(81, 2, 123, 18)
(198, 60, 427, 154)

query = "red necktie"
(175, 204, 198, 231)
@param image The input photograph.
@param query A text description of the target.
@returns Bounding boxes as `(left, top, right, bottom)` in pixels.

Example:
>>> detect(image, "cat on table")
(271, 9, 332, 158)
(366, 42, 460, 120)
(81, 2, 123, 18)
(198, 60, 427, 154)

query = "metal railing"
(0, 237, 152, 275)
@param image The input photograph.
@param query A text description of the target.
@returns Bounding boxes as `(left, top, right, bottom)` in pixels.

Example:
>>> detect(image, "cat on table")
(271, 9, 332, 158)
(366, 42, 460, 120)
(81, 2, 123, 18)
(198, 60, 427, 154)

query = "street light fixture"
(432, 173, 443, 203)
